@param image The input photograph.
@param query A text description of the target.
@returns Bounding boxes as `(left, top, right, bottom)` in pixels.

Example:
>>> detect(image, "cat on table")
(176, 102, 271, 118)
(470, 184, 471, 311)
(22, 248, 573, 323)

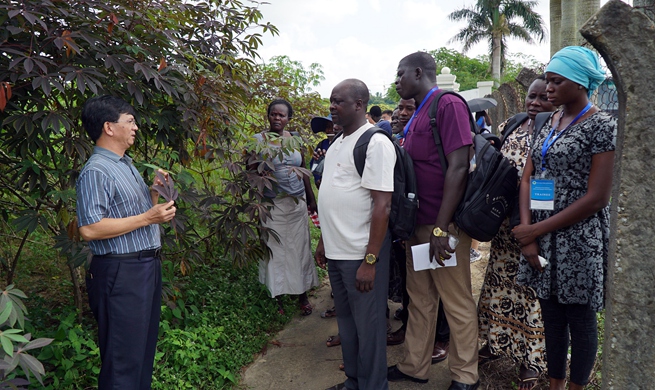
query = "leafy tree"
(0, 0, 279, 312)
(501, 52, 545, 84)
(247, 55, 326, 136)
(448, 0, 546, 84)
(384, 48, 492, 101)
(369, 92, 396, 106)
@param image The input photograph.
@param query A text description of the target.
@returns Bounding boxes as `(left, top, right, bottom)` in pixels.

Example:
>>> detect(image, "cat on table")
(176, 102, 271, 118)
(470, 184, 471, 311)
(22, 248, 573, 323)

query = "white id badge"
(530, 177, 555, 210)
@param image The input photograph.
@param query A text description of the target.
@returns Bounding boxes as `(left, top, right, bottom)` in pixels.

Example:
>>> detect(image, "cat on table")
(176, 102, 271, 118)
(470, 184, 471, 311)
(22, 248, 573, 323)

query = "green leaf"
(0, 301, 12, 325)
(4, 333, 28, 343)
(1, 335, 15, 356)
(11, 214, 39, 234)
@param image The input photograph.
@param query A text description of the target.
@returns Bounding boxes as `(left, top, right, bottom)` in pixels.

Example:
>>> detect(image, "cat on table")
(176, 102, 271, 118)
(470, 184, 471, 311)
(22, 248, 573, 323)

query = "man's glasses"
(113, 119, 137, 126)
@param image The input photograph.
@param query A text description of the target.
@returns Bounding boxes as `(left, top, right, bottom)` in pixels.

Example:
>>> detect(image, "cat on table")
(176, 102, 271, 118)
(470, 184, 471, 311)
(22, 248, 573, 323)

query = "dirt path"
(240, 242, 490, 390)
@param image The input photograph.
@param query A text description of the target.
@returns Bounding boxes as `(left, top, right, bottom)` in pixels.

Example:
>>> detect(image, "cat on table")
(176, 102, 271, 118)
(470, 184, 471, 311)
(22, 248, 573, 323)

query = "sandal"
(326, 335, 341, 347)
(300, 303, 313, 316)
(518, 365, 539, 390)
(321, 307, 337, 318)
(478, 344, 500, 365)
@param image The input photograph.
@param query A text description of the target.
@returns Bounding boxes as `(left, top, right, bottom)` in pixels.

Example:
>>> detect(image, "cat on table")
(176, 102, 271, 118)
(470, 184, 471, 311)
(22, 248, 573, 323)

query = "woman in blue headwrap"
(512, 46, 617, 390)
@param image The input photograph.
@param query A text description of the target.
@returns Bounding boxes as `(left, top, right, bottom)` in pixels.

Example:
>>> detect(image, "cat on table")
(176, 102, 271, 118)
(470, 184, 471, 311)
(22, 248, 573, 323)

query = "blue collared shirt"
(76, 146, 160, 255)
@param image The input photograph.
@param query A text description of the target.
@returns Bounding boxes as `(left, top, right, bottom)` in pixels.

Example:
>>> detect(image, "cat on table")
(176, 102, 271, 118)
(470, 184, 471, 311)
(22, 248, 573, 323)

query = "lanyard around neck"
(403, 86, 439, 137)
(540, 102, 592, 171)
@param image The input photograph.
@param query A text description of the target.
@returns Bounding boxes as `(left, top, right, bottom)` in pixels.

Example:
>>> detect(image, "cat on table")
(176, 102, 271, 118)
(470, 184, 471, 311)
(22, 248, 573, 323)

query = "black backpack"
(499, 112, 552, 148)
(430, 90, 518, 242)
(335, 127, 418, 240)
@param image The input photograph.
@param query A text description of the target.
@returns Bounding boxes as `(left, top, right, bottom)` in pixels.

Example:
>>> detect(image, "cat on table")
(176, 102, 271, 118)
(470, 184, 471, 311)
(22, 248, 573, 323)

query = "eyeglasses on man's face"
(112, 118, 137, 126)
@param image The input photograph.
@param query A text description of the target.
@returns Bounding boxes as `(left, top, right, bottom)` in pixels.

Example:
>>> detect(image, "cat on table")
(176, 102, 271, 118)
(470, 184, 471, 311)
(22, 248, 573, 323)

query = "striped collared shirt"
(76, 146, 160, 255)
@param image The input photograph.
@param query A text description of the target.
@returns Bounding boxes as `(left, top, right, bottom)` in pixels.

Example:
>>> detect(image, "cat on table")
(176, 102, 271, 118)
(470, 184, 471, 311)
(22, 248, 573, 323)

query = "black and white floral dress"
(478, 117, 546, 373)
(517, 111, 617, 312)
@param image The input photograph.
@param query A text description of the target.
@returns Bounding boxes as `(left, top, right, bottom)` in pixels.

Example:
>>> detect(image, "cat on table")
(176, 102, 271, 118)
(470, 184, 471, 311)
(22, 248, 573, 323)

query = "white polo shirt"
(318, 123, 396, 260)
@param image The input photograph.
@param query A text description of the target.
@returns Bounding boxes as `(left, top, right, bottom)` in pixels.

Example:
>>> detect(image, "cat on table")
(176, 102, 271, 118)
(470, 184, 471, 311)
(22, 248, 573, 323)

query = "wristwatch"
(365, 253, 377, 265)
(432, 227, 448, 237)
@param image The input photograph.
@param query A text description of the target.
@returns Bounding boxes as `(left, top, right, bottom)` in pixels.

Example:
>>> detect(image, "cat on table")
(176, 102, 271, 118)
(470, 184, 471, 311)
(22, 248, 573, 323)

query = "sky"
(255, 0, 623, 98)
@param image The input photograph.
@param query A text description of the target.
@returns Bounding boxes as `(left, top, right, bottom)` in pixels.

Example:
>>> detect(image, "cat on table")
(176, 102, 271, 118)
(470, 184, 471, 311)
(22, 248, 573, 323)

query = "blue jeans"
(539, 297, 598, 385)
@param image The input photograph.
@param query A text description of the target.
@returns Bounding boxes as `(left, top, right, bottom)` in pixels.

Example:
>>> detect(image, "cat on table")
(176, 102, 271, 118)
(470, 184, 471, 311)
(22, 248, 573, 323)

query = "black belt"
(94, 248, 162, 260)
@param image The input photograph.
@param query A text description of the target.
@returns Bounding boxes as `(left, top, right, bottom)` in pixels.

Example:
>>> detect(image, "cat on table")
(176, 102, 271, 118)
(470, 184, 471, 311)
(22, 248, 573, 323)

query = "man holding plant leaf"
(76, 95, 176, 390)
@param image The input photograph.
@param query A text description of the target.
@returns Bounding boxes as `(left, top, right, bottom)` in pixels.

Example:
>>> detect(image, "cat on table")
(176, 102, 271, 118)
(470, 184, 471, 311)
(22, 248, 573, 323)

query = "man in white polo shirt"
(315, 78, 396, 390)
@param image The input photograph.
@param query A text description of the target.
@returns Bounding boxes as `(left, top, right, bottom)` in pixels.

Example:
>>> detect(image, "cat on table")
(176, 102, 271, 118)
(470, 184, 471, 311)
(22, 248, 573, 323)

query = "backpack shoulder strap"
(428, 90, 477, 176)
(528, 112, 554, 150)
(533, 112, 553, 135)
(353, 126, 391, 177)
(499, 113, 529, 147)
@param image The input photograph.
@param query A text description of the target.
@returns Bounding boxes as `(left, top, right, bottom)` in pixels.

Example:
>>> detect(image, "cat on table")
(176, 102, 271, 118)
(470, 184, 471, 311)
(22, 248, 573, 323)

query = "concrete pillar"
(437, 67, 459, 92)
(580, 1, 655, 388)
(476, 81, 494, 98)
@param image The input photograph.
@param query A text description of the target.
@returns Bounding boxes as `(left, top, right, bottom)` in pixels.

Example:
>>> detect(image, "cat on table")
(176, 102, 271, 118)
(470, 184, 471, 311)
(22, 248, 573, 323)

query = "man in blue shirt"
(369, 105, 393, 134)
(76, 95, 176, 390)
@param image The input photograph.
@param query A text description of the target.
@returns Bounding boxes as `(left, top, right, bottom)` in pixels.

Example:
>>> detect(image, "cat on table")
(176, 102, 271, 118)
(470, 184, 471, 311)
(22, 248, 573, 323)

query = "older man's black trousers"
(87, 253, 162, 390)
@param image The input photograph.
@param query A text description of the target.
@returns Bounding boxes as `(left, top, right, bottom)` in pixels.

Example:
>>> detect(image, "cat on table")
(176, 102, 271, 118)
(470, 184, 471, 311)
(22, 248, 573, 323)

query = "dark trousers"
(539, 297, 598, 385)
(328, 234, 390, 390)
(87, 254, 162, 390)
(393, 240, 450, 342)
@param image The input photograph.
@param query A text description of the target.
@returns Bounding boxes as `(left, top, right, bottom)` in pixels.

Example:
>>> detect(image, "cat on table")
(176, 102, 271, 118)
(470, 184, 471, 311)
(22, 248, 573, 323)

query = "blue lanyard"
(540, 102, 592, 171)
(403, 86, 439, 137)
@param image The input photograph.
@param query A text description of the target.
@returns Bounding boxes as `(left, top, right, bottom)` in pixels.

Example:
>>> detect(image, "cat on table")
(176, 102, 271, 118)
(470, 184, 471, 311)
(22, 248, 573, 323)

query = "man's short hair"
(369, 105, 382, 118)
(400, 52, 437, 82)
(338, 79, 370, 111)
(382, 109, 393, 116)
(82, 95, 136, 142)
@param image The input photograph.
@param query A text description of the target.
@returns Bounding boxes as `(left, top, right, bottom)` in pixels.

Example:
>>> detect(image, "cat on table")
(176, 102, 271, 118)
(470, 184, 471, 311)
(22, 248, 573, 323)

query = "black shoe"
(387, 365, 428, 383)
(325, 382, 348, 390)
(447, 379, 480, 390)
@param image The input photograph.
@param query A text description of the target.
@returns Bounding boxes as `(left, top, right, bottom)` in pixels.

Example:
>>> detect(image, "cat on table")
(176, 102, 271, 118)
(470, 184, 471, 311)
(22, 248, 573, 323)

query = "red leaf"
(151, 170, 178, 202)
(0, 87, 5, 112)
(158, 57, 167, 71)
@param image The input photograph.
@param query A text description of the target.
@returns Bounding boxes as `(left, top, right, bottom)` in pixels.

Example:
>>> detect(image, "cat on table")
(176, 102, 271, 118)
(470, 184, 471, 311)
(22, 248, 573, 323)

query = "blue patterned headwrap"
(545, 46, 606, 98)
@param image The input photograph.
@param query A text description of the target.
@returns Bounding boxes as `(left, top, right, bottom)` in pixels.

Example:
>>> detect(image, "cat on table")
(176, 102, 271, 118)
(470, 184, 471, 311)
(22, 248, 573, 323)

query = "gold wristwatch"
(365, 253, 377, 265)
(432, 227, 448, 237)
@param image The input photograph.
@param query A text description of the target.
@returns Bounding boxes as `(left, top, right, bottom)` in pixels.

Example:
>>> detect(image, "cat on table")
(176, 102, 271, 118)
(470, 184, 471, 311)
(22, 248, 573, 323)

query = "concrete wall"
(580, 1, 655, 388)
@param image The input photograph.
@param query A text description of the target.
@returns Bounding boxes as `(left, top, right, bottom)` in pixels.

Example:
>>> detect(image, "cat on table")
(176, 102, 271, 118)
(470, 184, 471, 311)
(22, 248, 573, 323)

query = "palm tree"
(448, 0, 546, 84)
(551, 0, 600, 55)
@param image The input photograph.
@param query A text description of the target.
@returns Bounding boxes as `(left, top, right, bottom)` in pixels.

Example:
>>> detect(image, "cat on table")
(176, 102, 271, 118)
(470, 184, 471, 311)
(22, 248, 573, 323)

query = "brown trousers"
(397, 224, 479, 384)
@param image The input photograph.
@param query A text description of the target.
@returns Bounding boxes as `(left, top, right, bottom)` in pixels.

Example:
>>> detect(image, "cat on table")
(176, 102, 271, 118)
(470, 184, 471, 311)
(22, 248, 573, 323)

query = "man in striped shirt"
(76, 95, 175, 390)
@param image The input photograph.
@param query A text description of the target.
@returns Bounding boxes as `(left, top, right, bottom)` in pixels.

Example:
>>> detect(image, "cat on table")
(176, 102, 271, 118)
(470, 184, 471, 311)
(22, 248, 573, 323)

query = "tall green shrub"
(0, 1, 314, 309)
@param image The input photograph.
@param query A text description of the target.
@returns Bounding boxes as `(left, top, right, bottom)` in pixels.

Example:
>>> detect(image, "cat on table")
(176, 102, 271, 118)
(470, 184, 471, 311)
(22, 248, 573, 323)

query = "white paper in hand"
(411, 243, 457, 271)
(538, 256, 549, 267)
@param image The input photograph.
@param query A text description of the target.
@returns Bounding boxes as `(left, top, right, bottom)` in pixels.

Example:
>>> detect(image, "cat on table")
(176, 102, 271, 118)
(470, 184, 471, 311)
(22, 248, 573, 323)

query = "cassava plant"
(0, 0, 287, 309)
(0, 285, 53, 388)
